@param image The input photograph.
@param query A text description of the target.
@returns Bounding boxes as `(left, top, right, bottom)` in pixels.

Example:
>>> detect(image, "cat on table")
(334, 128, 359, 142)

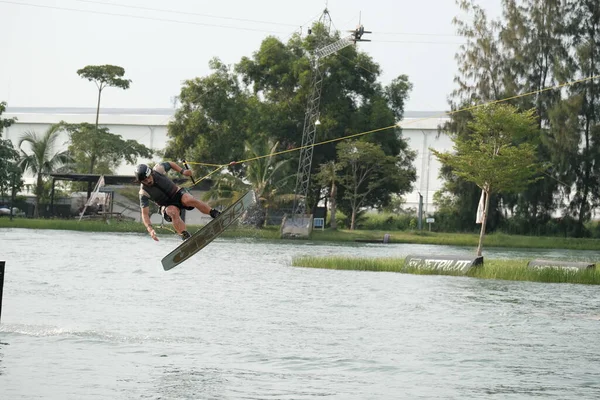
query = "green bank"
(292, 256, 600, 285)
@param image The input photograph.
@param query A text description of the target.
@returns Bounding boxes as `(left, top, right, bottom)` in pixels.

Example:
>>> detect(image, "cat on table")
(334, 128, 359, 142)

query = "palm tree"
(202, 138, 294, 227)
(18, 124, 72, 217)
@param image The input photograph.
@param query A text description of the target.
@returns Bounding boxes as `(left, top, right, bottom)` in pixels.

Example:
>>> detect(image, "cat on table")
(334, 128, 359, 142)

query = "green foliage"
(166, 24, 416, 214)
(0, 101, 16, 131)
(0, 140, 21, 197)
(433, 104, 543, 195)
(77, 65, 131, 91)
(409, 218, 417, 230)
(432, 104, 544, 255)
(0, 101, 22, 197)
(77, 64, 132, 170)
(384, 75, 412, 121)
(17, 124, 72, 217)
(445, 0, 600, 238)
(359, 212, 413, 231)
(60, 122, 152, 174)
(166, 58, 251, 169)
(336, 140, 415, 229)
(314, 160, 341, 229)
(201, 136, 295, 227)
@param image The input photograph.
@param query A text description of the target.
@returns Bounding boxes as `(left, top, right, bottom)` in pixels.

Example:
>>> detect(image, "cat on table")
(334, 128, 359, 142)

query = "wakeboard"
(161, 190, 257, 271)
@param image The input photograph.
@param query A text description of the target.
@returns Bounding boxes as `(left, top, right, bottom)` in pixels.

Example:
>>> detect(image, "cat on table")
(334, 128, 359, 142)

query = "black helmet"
(134, 164, 151, 182)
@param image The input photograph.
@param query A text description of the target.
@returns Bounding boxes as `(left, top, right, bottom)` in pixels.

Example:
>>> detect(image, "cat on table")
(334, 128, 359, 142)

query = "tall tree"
(554, 0, 600, 236)
(77, 65, 131, 138)
(500, 0, 568, 227)
(432, 104, 543, 256)
(18, 125, 72, 217)
(453, 0, 507, 104)
(77, 64, 132, 199)
(442, 0, 568, 233)
(440, 0, 509, 232)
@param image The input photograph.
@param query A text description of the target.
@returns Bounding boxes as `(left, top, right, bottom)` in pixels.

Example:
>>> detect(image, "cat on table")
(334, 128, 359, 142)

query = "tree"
(242, 138, 294, 226)
(0, 101, 16, 131)
(431, 104, 543, 256)
(166, 58, 251, 171)
(552, 0, 600, 237)
(18, 124, 72, 217)
(77, 65, 132, 138)
(441, 0, 568, 233)
(167, 24, 416, 214)
(440, 1, 510, 233)
(201, 137, 294, 227)
(77, 64, 132, 198)
(500, 0, 568, 228)
(314, 161, 341, 229)
(336, 140, 412, 230)
(60, 122, 153, 175)
(0, 139, 21, 200)
(0, 101, 22, 201)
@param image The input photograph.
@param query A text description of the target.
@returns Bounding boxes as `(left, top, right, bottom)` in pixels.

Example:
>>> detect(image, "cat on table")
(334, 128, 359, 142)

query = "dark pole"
(418, 192, 423, 231)
(0, 261, 5, 324)
(9, 172, 16, 221)
(50, 178, 56, 217)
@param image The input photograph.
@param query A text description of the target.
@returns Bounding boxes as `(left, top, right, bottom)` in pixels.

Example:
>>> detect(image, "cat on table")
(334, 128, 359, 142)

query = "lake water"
(1, 228, 600, 399)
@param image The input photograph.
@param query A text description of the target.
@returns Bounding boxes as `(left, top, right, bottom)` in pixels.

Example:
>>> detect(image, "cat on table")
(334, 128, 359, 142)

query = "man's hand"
(182, 169, 192, 177)
(148, 226, 159, 241)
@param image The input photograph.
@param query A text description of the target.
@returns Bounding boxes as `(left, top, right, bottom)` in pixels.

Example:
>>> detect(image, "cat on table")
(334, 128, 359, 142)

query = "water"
(1, 228, 600, 399)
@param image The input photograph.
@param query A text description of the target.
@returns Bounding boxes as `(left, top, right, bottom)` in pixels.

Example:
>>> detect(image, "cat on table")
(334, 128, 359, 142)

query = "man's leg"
(181, 193, 212, 215)
(164, 205, 186, 235)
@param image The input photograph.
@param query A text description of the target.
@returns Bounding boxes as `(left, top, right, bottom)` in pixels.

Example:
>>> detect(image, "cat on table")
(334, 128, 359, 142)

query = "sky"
(0, 0, 503, 112)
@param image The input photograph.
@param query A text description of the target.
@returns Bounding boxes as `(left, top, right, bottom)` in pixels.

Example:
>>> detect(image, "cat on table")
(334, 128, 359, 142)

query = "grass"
(291, 256, 600, 285)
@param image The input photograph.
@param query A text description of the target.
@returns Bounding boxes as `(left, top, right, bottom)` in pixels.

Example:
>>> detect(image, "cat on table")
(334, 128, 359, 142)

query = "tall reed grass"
(292, 256, 600, 285)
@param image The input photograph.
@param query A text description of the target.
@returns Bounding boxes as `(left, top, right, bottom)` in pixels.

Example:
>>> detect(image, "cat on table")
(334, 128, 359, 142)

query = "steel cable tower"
(284, 11, 370, 236)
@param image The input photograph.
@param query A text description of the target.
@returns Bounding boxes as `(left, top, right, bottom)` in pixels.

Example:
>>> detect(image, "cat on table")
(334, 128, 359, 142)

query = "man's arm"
(166, 161, 193, 178)
(141, 206, 158, 241)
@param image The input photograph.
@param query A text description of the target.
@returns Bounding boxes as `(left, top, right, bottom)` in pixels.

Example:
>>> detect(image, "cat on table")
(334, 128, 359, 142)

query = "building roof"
(6, 107, 448, 119)
(6, 107, 175, 116)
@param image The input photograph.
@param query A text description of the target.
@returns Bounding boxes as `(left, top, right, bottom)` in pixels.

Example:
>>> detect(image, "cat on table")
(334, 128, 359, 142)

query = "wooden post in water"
(0, 261, 4, 324)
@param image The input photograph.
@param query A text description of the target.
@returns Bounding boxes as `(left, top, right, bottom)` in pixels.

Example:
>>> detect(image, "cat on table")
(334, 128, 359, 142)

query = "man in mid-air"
(135, 162, 220, 241)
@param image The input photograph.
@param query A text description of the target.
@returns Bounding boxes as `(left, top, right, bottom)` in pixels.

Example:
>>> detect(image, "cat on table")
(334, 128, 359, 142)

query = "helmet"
(134, 164, 151, 182)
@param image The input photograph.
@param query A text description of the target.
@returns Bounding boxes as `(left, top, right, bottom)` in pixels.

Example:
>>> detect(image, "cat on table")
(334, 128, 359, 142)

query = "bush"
(358, 212, 414, 230)
(499, 215, 590, 237)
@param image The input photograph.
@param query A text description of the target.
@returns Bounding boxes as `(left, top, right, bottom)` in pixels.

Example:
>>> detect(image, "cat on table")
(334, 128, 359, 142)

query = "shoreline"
(2, 218, 600, 251)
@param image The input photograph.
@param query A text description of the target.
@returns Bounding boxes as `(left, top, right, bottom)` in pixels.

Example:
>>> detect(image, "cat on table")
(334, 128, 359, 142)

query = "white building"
(3, 107, 452, 214)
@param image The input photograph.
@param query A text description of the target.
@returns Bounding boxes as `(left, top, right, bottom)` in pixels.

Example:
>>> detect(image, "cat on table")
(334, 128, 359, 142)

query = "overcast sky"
(1, 0, 503, 112)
